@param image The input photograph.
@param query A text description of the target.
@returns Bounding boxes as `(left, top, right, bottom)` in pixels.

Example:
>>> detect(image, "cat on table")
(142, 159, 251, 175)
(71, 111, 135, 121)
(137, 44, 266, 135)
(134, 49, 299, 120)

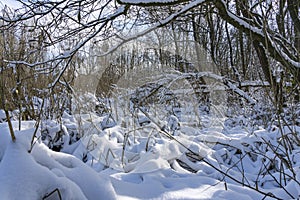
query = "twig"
(28, 98, 45, 153)
(0, 78, 15, 141)
(4, 109, 16, 142)
(43, 188, 62, 200)
(261, 162, 295, 199)
(138, 104, 282, 199)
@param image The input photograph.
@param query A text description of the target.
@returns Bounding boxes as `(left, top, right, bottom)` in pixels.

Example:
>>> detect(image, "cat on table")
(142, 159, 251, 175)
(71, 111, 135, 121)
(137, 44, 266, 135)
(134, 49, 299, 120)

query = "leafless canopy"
(0, 0, 299, 105)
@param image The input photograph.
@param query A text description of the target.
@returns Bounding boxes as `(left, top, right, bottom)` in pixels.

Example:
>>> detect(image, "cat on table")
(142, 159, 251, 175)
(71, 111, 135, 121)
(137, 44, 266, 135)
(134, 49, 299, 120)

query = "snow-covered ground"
(0, 109, 299, 199)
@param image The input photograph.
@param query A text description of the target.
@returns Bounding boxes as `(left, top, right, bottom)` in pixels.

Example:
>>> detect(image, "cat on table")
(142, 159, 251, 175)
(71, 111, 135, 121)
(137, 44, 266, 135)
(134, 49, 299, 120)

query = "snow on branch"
(193, 72, 257, 105)
(213, 0, 300, 71)
(159, 71, 257, 105)
(100, 0, 206, 56)
(117, 0, 190, 6)
(4, 5, 128, 69)
(116, 0, 300, 72)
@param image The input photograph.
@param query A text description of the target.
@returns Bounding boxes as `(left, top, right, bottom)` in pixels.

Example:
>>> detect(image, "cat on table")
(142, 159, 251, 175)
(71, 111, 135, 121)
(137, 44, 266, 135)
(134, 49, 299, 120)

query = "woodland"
(0, 0, 299, 199)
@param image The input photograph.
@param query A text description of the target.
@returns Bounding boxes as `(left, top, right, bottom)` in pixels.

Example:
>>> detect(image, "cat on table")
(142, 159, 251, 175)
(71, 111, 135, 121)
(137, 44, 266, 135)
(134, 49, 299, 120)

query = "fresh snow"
(0, 105, 299, 200)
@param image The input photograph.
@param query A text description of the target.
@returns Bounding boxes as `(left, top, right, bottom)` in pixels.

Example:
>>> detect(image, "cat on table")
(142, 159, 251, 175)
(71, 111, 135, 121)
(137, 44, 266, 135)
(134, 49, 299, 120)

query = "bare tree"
(1, 0, 299, 141)
(1, 0, 298, 81)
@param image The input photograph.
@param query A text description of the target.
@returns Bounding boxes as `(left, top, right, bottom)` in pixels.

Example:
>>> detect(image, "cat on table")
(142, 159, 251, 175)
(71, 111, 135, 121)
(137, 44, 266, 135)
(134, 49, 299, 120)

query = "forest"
(0, 0, 299, 199)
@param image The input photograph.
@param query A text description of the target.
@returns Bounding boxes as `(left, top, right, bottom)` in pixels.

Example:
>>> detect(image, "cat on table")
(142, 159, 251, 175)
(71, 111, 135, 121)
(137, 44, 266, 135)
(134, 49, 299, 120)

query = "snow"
(119, 0, 185, 5)
(0, 0, 22, 9)
(0, 111, 299, 199)
(0, 122, 116, 199)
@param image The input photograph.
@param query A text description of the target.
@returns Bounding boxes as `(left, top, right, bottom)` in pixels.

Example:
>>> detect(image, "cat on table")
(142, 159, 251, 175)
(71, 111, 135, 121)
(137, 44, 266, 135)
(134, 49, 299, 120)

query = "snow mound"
(0, 123, 116, 200)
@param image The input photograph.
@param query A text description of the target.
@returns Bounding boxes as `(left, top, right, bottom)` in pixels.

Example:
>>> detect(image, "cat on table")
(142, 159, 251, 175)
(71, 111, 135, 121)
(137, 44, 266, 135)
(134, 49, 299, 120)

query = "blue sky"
(1, 0, 22, 9)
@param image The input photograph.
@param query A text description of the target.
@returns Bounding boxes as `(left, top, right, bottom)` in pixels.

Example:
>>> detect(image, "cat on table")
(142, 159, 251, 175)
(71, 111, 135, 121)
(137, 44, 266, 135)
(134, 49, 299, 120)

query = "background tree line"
(0, 0, 299, 122)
